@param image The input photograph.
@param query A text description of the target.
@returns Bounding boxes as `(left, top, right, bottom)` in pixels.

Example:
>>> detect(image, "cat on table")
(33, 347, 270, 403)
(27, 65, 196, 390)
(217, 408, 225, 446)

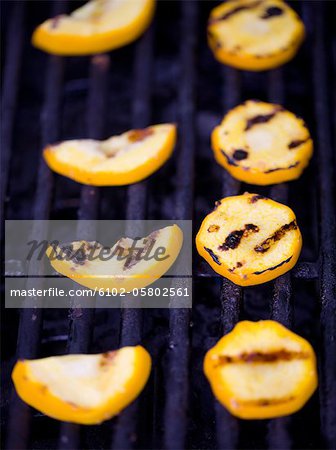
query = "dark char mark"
(204, 247, 221, 265)
(233, 149, 248, 160)
(255, 221, 297, 253)
(219, 224, 259, 251)
(217, 349, 309, 364)
(253, 256, 293, 274)
(264, 162, 299, 173)
(249, 194, 267, 203)
(213, 0, 263, 22)
(261, 6, 284, 19)
(221, 150, 238, 167)
(245, 106, 284, 131)
(207, 30, 222, 49)
(56, 243, 88, 265)
(51, 15, 63, 29)
(288, 138, 309, 149)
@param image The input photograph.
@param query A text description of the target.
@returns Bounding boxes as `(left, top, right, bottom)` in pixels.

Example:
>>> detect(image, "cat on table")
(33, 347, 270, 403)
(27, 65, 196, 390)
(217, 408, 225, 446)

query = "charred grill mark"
(56, 242, 94, 265)
(204, 247, 221, 265)
(56, 244, 73, 260)
(249, 194, 267, 204)
(72, 248, 88, 265)
(261, 6, 284, 19)
(221, 150, 239, 167)
(211, 0, 263, 22)
(216, 349, 309, 365)
(254, 221, 297, 253)
(219, 230, 244, 251)
(219, 224, 259, 251)
(245, 106, 284, 131)
(100, 351, 117, 367)
(207, 30, 222, 49)
(123, 235, 157, 270)
(208, 225, 220, 233)
(50, 15, 63, 29)
(288, 138, 310, 149)
(264, 162, 299, 173)
(228, 261, 244, 272)
(239, 396, 295, 407)
(128, 127, 154, 143)
(233, 149, 249, 160)
(253, 256, 293, 274)
(66, 401, 80, 409)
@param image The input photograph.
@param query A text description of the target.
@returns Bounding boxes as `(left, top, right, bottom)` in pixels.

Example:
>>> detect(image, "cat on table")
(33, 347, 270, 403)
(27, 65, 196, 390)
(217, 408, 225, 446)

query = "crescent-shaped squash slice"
(32, 0, 155, 56)
(43, 124, 176, 186)
(12, 346, 151, 424)
(47, 224, 183, 292)
(204, 321, 318, 419)
(196, 193, 302, 286)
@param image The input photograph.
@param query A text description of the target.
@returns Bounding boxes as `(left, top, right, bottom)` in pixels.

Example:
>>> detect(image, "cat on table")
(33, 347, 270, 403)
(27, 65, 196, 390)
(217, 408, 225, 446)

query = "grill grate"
(1, 1, 336, 449)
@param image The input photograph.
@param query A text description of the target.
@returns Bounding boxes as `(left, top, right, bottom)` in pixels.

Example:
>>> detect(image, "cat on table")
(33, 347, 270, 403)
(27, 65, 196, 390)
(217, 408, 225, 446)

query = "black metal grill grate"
(1, 1, 335, 449)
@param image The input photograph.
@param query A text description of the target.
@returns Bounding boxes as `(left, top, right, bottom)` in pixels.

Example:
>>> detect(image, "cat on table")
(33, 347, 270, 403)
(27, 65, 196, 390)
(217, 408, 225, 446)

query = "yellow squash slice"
(43, 124, 176, 186)
(196, 193, 302, 286)
(12, 346, 151, 424)
(212, 100, 313, 185)
(207, 0, 305, 71)
(32, 0, 155, 56)
(204, 320, 318, 419)
(47, 224, 183, 292)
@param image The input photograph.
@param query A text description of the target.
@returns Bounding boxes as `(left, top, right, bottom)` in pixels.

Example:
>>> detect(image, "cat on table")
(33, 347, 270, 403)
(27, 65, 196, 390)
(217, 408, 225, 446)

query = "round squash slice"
(47, 224, 183, 292)
(32, 0, 155, 56)
(212, 100, 313, 185)
(196, 193, 302, 286)
(43, 124, 176, 186)
(207, 0, 305, 71)
(12, 346, 151, 424)
(204, 320, 318, 419)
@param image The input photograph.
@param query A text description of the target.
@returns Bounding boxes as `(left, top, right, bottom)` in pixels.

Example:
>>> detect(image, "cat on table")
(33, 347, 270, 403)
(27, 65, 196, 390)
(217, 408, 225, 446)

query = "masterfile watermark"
(5, 220, 192, 308)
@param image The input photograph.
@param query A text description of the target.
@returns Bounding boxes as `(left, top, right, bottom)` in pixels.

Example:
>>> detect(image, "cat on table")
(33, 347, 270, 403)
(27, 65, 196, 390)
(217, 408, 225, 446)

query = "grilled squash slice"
(12, 346, 151, 424)
(47, 224, 183, 292)
(32, 0, 155, 56)
(212, 100, 313, 185)
(207, 0, 305, 71)
(196, 193, 302, 286)
(43, 124, 176, 186)
(204, 320, 318, 419)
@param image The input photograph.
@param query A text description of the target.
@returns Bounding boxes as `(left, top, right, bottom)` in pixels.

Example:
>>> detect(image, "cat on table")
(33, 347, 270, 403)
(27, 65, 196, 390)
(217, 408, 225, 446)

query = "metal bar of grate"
(0, 1, 25, 234)
(5, 2, 66, 447)
(215, 66, 241, 450)
(267, 69, 292, 450)
(58, 54, 110, 450)
(163, 2, 197, 449)
(111, 26, 154, 450)
(311, 4, 336, 447)
(267, 70, 293, 329)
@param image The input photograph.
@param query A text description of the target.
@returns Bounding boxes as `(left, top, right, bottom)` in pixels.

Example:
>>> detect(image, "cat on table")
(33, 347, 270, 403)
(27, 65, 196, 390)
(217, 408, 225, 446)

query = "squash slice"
(207, 0, 305, 71)
(196, 193, 302, 286)
(204, 321, 318, 419)
(32, 0, 155, 56)
(212, 100, 313, 185)
(43, 124, 176, 186)
(47, 224, 183, 292)
(12, 346, 151, 424)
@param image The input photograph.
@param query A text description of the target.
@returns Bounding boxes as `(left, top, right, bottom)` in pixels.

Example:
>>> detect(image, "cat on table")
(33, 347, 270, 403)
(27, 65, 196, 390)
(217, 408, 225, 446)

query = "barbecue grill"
(1, 1, 335, 449)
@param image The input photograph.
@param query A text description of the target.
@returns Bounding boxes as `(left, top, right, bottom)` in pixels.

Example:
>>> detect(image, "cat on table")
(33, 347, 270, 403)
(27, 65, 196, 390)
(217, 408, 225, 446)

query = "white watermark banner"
(5, 220, 192, 308)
